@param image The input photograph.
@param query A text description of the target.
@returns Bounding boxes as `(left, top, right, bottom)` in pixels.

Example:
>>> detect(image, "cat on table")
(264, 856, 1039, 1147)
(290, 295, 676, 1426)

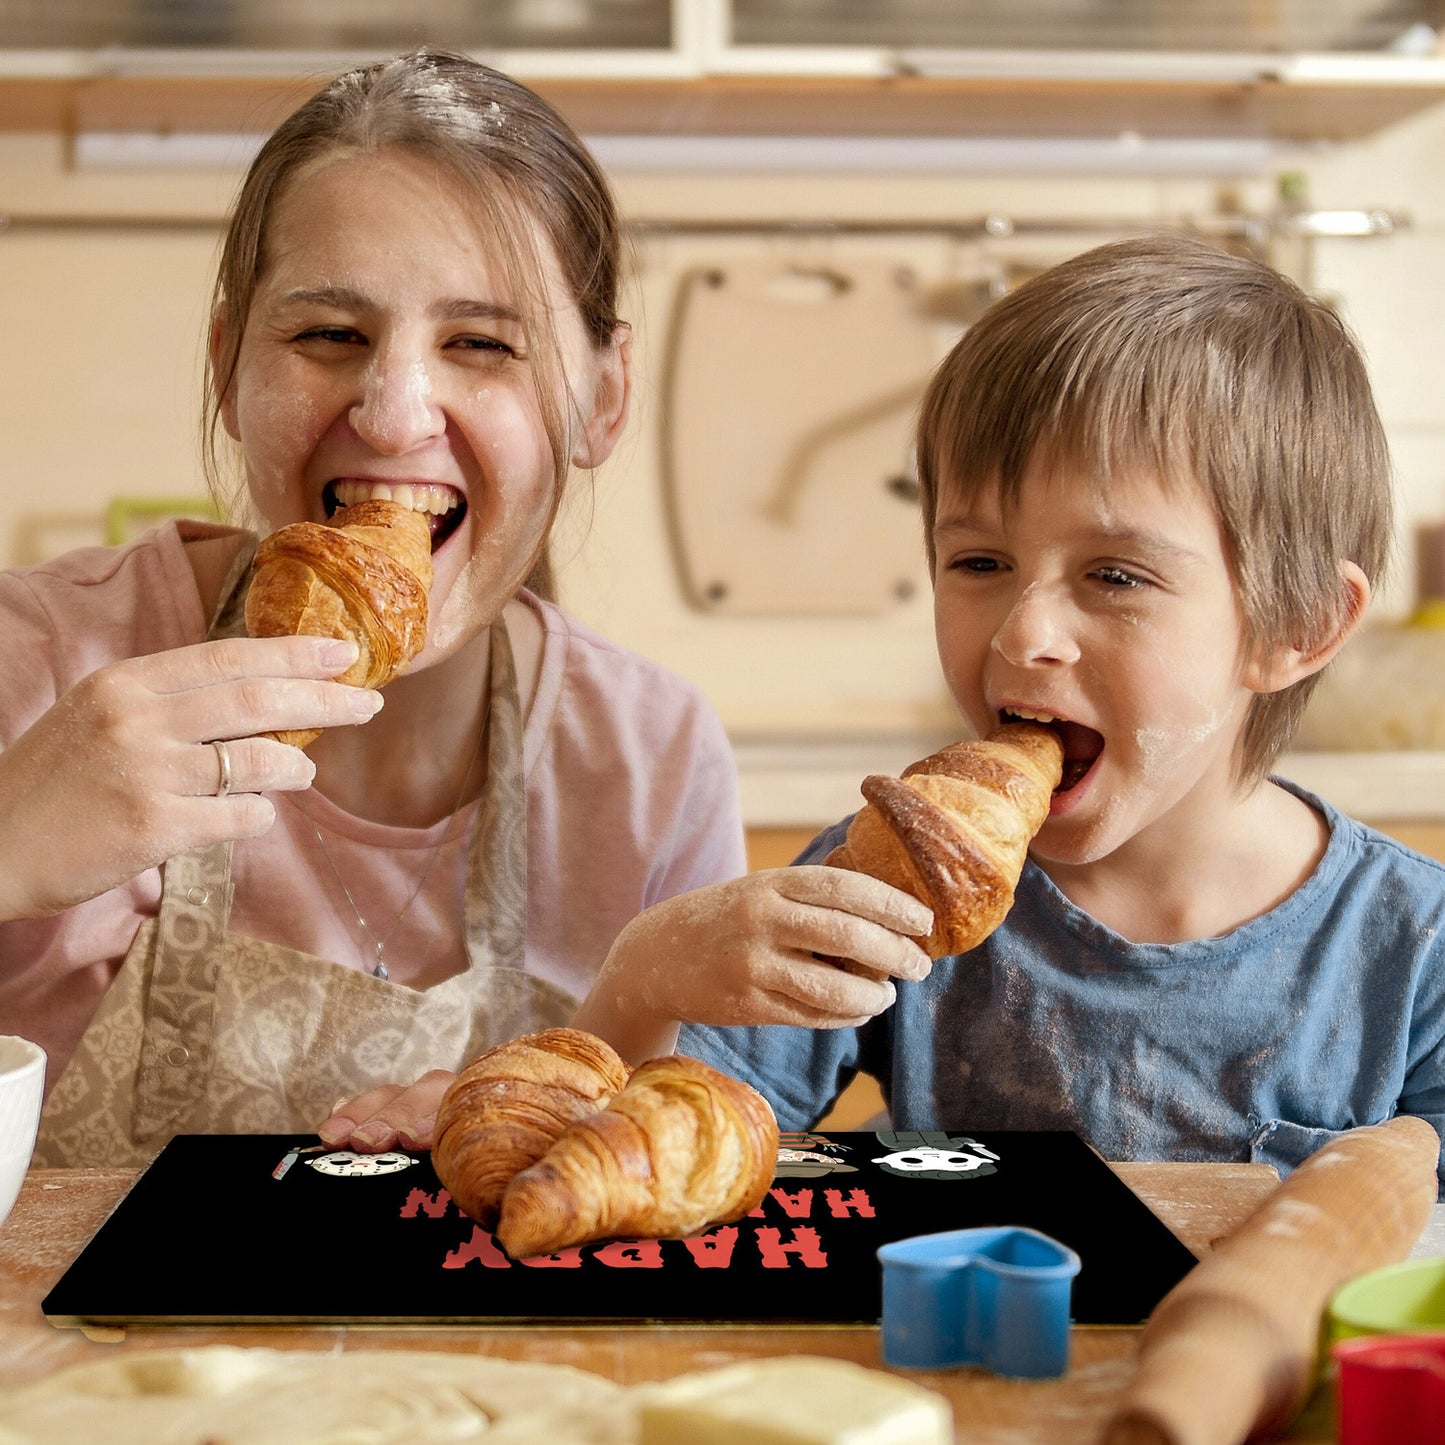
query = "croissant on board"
(244, 498, 434, 747)
(826, 721, 1063, 958)
(495, 1051, 780, 1259)
(431, 1028, 631, 1229)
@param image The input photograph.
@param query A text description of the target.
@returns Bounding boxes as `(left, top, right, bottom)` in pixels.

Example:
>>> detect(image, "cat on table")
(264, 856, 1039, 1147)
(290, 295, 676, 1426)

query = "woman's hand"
(318, 1070, 455, 1153)
(573, 866, 934, 1064)
(0, 634, 382, 922)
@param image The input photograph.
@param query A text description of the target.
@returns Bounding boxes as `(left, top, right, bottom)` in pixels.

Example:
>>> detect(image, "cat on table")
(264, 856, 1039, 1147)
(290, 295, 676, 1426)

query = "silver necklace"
(302, 718, 488, 981)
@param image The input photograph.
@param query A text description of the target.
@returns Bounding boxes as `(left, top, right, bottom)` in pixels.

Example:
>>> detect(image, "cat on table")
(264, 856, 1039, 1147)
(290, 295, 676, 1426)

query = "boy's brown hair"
(916, 231, 1392, 784)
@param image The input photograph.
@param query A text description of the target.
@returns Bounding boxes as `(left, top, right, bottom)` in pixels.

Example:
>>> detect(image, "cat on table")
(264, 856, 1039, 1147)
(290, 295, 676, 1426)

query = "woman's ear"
(1244, 560, 1372, 694)
(209, 310, 241, 442)
(571, 323, 632, 469)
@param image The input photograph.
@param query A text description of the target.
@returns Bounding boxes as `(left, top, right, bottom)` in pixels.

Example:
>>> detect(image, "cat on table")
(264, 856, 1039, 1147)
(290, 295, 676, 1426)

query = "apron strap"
(208, 534, 258, 638)
(131, 841, 234, 1139)
(464, 615, 527, 969)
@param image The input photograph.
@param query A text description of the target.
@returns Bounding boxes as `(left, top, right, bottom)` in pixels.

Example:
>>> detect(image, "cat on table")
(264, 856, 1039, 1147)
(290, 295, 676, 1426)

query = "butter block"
(636, 1355, 952, 1445)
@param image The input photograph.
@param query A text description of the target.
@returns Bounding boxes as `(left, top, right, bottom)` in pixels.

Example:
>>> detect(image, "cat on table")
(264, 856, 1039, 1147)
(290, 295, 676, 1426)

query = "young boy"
(576, 232, 1445, 1187)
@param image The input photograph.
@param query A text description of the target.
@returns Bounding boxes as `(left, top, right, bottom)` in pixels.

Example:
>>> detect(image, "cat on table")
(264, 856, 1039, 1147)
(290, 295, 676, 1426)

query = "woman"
(4, 49, 743, 1166)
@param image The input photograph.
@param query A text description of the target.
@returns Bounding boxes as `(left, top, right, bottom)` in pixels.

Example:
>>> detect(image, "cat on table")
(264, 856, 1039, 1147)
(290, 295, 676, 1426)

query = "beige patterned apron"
(36, 543, 569, 1167)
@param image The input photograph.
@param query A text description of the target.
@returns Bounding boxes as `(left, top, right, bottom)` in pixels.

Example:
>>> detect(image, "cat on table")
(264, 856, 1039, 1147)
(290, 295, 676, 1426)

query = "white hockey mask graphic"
(872, 1146, 993, 1173)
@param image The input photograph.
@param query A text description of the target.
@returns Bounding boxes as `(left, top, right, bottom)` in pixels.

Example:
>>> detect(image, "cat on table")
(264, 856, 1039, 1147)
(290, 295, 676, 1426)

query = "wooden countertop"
(0, 1157, 1357, 1443)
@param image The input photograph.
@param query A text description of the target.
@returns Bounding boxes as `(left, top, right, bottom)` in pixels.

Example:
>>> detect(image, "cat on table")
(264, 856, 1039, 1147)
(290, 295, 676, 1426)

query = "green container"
(1328, 1259, 1445, 1344)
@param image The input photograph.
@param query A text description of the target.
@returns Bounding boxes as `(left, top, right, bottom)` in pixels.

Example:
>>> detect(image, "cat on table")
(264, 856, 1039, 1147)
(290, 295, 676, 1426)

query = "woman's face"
(219, 147, 626, 663)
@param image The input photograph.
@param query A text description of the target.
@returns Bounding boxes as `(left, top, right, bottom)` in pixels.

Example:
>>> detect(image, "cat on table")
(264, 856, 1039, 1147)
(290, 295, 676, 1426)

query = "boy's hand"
(575, 867, 934, 1062)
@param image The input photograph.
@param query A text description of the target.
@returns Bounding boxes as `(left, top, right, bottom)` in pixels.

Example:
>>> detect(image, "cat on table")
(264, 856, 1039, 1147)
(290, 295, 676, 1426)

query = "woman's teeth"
(328, 479, 466, 550)
(1004, 708, 1060, 724)
(331, 479, 459, 517)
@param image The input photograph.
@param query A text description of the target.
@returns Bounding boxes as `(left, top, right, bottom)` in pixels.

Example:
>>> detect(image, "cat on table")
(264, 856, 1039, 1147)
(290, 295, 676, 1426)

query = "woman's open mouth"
(326, 479, 467, 552)
(1000, 708, 1104, 793)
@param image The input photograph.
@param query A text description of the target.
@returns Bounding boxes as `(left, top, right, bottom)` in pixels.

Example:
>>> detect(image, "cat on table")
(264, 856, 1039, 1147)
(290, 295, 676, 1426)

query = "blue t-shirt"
(682, 780, 1445, 1190)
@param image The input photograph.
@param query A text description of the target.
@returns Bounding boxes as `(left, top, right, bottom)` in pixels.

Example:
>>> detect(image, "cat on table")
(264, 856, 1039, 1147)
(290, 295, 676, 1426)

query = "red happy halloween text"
(399, 1185, 877, 1270)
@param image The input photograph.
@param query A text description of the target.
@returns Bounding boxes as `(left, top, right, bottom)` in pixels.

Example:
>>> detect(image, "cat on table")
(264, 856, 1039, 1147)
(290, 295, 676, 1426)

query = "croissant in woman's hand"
(827, 721, 1062, 958)
(244, 498, 434, 747)
(495, 1052, 780, 1260)
(431, 1028, 630, 1229)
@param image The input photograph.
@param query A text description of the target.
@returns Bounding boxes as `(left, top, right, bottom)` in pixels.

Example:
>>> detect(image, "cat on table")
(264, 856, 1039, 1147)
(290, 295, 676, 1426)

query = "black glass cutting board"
(43, 1129, 1197, 1327)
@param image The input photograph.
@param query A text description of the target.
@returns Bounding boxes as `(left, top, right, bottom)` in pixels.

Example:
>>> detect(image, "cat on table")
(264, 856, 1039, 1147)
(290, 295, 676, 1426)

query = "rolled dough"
(0, 1347, 630, 1444)
(0, 1346, 953, 1445)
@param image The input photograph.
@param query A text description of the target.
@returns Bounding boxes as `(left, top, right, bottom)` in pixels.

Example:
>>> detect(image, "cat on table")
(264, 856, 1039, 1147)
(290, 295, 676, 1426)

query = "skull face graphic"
(870, 1133, 1000, 1181)
(873, 1146, 989, 1172)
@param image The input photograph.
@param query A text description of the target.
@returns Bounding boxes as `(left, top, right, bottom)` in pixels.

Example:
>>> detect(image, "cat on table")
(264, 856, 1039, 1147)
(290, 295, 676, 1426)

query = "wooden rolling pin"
(1100, 1115, 1440, 1445)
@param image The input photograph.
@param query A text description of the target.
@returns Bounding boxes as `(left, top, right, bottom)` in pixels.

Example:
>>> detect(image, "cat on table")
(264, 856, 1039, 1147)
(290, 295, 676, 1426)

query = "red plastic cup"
(1333, 1334, 1445, 1444)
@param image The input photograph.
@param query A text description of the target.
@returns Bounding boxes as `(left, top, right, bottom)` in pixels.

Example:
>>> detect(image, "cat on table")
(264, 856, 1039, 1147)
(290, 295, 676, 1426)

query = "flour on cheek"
(430, 498, 548, 651)
(429, 381, 555, 650)
(1130, 710, 1229, 776)
(1070, 711, 1230, 853)
(241, 388, 325, 523)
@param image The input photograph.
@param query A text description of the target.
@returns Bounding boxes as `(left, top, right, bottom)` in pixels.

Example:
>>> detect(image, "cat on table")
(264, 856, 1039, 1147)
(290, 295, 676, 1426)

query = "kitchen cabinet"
(725, 0, 1445, 55)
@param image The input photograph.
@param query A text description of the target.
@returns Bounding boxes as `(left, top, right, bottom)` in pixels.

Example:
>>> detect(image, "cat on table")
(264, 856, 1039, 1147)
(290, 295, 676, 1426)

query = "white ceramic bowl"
(0, 1036, 46, 1231)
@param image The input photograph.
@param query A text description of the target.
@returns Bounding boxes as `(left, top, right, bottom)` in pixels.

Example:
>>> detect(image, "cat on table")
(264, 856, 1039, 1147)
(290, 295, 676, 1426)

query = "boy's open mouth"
(325, 479, 467, 552)
(1000, 708, 1104, 793)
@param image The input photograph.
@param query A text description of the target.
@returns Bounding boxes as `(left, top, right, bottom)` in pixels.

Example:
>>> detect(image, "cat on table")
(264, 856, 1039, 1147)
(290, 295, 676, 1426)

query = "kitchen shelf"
(3, 66, 1445, 145)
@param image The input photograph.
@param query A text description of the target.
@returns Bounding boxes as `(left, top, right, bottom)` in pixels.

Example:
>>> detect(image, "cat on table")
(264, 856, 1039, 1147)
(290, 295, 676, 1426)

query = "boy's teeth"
(1007, 708, 1059, 724)
(332, 480, 458, 515)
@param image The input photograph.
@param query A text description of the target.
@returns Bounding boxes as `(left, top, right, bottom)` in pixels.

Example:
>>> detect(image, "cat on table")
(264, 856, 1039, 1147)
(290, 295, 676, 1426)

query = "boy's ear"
(571, 323, 632, 469)
(209, 310, 241, 442)
(1244, 560, 1371, 694)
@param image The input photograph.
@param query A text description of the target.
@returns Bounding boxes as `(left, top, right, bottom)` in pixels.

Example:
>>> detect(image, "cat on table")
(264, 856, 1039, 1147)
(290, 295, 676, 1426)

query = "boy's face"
(931, 458, 1266, 867)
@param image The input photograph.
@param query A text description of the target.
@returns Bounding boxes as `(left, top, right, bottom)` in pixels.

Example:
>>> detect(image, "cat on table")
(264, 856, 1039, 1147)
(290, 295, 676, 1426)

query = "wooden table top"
(0, 1159, 1345, 1443)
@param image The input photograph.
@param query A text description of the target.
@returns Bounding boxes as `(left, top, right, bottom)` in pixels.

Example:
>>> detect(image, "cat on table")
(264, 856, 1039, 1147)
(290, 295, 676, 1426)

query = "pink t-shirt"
(0, 523, 746, 1090)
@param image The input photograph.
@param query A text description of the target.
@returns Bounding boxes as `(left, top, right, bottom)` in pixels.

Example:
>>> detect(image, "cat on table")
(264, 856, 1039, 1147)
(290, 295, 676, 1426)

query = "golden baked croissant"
(495, 1052, 780, 1260)
(826, 721, 1062, 958)
(244, 498, 433, 747)
(432, 1028, 630, 1229)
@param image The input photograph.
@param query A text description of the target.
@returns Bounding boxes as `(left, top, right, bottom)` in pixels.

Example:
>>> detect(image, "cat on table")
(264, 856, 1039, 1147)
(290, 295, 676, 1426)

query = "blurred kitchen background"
(5, 0, 1445, 867)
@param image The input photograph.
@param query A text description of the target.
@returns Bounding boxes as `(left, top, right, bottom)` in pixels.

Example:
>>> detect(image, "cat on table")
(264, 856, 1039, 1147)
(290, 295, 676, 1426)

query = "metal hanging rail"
(626, 209, 1405, 248)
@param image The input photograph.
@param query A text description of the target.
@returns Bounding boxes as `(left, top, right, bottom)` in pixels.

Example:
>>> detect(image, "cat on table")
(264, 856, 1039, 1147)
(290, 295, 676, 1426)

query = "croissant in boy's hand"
(827, 721, 1063, 958)
(244, 498, 433, 748)
(431, 1027, 780, 1259)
